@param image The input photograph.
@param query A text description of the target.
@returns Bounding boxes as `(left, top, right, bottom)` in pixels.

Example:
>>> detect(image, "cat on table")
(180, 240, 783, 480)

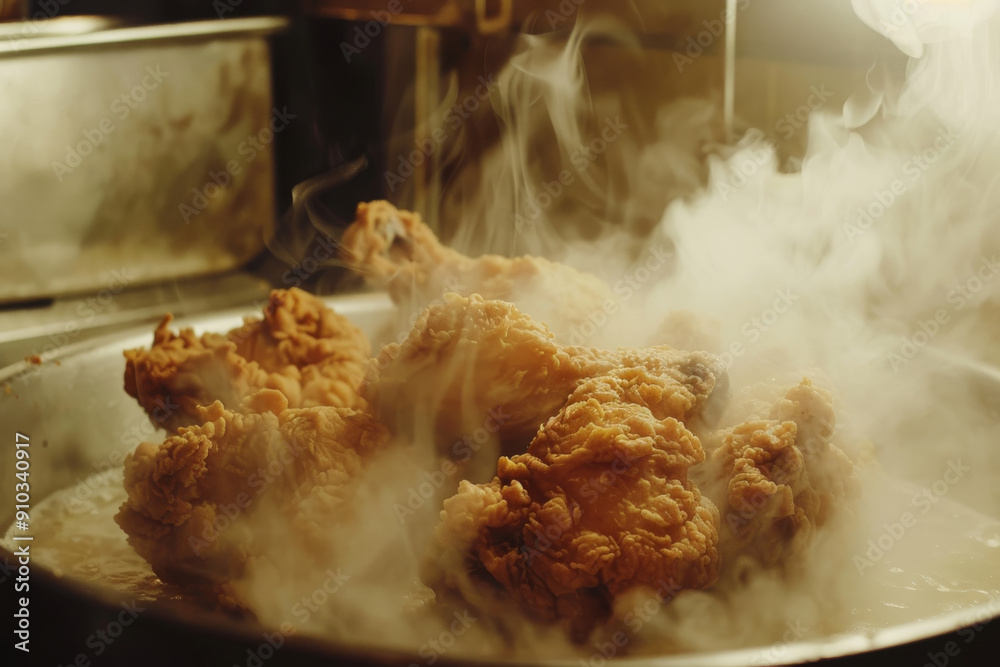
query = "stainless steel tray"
(0, 292, 998, 666)
(0, 17, 289, 304)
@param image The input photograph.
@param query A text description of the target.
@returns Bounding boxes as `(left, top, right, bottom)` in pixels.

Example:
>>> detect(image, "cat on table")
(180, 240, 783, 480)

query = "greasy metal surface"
(0, 15, 122, 44)
(0, 16, 287, 56)
(0, 291, 998, 665)
(0, 18, 288, 304)
(0, 271, 274, 367)
(0, 292, 396, 519)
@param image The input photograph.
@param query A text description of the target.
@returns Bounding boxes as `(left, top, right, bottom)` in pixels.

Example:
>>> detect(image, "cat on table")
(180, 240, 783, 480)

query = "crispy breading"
(430, 367, 720, 639)
(708, 380, 858, 568)
(364, 293, 728, 458)
(339, 200, 614, 339)
(123, 288, 369, 432)
(114, 390, 389, 585)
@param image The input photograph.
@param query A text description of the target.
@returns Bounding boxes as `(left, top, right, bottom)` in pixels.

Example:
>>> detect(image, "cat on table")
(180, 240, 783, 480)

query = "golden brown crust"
(339, 200, 614, 339)
(364, 294, 728, 458)
(114, 390, 390, 585)
(709, 380, 858, 568)
(123, 288, 370, 432)
(430, 367, 720, 639)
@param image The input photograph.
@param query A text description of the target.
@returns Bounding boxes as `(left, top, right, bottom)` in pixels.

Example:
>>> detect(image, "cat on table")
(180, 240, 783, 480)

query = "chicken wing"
(339, 200, 614, 339)
(429, 367, 720, 640)
(114, 389, 390, 586)
(364, 293, 728, 460)
(124, 288, 370, 432)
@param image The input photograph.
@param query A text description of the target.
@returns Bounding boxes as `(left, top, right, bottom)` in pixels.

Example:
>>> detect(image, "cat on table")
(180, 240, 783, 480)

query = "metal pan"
(1, 292, 998, 666)
(0, 16, 289, 305)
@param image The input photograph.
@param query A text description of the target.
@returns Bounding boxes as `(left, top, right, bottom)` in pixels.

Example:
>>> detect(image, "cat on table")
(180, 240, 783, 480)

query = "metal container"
(0, 16, 289, 304)
(1, 292, 999, 666)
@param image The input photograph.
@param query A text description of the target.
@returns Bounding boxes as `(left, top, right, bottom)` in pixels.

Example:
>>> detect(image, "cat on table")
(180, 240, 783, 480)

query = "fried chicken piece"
(114, 390, 390, 585)
(339, 200, 614, 339)
(364, 293, 728, 460)
(124, 288, 369, 432)
(430, 367, 720, 639)
(707, 380, 858, 569)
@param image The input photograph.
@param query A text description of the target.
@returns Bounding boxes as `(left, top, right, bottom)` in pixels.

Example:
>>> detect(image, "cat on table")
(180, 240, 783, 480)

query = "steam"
(237, 0, 1000, 660)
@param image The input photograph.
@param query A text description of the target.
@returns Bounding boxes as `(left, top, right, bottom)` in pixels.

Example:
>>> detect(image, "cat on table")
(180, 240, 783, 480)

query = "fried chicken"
(364, 293, 729, 461)
(114, 389, 390, 585)
(706, 380, 858, 569)
(339, 200, 614, 339)
(124, 288, 370, 432)
(429, 367, 720, 639)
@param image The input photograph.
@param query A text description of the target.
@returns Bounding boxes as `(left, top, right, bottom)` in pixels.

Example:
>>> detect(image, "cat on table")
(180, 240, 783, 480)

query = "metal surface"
(0, 17, 289, 304)
(0, 15, 287, 57)
(0, 15, 121, 44)
(0, 271, 274, 367)
(0, 293, 999, 665)
(0, 292, 394, 513)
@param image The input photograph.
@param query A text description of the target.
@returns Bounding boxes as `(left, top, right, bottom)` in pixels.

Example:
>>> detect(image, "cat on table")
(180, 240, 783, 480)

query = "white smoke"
(235, 0, 1000, 660)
